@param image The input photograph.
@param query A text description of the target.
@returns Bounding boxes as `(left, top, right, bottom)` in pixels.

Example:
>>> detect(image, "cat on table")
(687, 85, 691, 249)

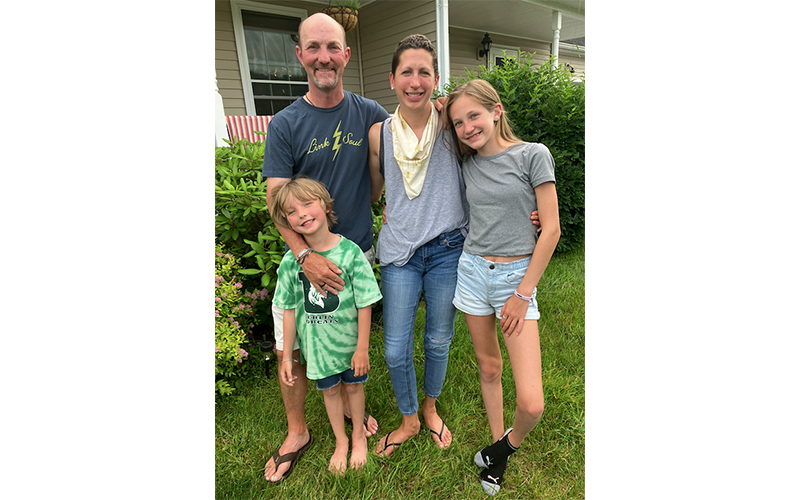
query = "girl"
(444, 79, 561, 496)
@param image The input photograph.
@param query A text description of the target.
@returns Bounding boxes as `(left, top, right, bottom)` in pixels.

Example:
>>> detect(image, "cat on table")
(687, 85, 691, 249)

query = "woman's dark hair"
(391, 34, 438, 79)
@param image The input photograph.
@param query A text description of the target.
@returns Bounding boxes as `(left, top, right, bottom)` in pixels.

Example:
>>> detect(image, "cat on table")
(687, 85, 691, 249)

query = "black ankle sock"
(480, 431, 518, 466)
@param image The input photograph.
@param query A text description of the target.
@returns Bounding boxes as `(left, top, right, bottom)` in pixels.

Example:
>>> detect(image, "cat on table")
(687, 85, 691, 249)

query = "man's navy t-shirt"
(263, 91, 389, 251)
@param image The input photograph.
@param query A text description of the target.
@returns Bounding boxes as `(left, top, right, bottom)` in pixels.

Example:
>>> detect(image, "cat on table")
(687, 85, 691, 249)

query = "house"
(215, 0, 584, 137)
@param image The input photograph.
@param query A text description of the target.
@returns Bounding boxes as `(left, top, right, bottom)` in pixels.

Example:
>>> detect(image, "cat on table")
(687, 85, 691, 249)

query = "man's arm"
(266, 176, 344, 295)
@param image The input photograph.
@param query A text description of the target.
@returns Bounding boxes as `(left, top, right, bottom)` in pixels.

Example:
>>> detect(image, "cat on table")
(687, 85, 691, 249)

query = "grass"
(216, 244, 584, 499)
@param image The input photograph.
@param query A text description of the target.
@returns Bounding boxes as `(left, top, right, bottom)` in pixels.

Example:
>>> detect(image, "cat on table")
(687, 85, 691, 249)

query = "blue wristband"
(513, 290, 534, 304)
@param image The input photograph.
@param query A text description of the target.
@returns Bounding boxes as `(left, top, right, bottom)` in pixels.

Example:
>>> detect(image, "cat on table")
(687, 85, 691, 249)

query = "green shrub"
(215, 245, 270, 396)
(215, 138, 284, 294)
(442, 55, 585, 252)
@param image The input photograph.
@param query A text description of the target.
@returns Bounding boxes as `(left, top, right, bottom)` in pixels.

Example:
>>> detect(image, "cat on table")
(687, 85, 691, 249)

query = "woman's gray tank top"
(375, 117, 469, 267)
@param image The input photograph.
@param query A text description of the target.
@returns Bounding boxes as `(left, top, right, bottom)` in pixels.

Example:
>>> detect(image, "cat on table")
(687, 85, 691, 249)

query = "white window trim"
(489, 45, 520, 68)
(230, 0, 307, 116)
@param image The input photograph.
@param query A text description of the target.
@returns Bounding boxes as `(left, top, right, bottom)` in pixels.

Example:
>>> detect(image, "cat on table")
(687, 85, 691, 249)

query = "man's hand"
(301, 251, 344, 296)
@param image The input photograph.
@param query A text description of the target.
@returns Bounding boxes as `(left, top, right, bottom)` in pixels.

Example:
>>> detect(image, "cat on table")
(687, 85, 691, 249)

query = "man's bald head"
(298, 12, 347, 50)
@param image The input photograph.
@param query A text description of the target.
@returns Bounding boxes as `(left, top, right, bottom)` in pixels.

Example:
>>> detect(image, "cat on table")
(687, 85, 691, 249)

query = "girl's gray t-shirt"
(461, 142, 555, 257)
(376, 119, 469, 267)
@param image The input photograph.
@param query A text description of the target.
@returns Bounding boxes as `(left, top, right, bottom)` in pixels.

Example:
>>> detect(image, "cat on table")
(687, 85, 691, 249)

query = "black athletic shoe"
(479, 458, 509, 496)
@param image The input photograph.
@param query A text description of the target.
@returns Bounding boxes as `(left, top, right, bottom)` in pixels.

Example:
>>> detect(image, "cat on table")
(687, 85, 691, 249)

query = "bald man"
(262, 13, 389, 483)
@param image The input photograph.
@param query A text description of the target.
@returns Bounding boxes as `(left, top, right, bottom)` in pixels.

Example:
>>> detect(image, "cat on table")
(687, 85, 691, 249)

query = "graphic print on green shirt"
(298, 272, 340, 318)
(273, 235, 383, 380)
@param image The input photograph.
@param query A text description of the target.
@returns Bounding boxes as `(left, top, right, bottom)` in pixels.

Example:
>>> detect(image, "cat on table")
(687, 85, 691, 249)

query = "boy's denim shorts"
(316, 368, 368, 391)
(453, 252, 540, 320)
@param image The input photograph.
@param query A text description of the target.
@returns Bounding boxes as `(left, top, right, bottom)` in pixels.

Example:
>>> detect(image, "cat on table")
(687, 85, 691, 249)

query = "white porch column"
(552, 10, 562, 69)
(215, 72, 230, 147)
(435, 0, 450, 92)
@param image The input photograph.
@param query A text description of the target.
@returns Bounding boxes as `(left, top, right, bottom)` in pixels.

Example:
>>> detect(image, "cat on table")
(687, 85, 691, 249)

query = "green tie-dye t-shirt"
(274, 235, 382, 381)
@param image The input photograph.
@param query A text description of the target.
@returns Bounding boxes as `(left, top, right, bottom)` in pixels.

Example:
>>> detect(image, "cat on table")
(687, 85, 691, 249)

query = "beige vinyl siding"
(448, 27, 552, 83)
(214, 0, 366, 117)
(558, 44, 585, 76)
(216, 0, 584, 116)
(360, 0, 436, 113)
(216, 0, 246, 115)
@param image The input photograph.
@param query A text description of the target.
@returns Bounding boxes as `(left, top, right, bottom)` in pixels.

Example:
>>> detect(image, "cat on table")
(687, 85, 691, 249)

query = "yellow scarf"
(391, 105, 438, 200)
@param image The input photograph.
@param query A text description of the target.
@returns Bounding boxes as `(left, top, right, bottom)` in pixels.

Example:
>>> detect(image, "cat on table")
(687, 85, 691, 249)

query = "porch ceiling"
(447, 0, 585, 46)
(311, 0, 586, 46)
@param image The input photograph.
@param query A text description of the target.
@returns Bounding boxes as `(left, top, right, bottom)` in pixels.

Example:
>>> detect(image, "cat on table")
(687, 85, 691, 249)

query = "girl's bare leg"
(504, 319, 545, 448)
(465, 313, 506, 442)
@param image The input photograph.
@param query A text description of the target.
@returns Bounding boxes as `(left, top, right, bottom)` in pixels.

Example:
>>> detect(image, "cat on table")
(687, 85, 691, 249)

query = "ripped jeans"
(380, 229, 463, 415)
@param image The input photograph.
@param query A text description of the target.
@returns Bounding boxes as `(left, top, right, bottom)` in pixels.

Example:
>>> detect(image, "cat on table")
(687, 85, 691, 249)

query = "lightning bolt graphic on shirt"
(332, 121, 342, 161)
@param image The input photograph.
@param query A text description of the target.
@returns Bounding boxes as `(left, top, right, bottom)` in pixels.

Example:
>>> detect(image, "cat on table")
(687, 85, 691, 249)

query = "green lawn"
(215, 244, 584, 499)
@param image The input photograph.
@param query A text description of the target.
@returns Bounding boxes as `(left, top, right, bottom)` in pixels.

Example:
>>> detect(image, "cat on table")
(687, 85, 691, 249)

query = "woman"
(367, 34, 467, 456)
(444, 79, 560, 496)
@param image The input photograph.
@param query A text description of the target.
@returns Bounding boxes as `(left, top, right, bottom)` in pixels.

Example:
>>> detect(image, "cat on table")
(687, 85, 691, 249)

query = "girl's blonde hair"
(269, 175, 337, 230)
(444, 79, 522, 161)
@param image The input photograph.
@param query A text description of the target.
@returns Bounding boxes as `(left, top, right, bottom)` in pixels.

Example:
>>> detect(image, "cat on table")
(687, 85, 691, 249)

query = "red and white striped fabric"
(225, 115, 272, 143)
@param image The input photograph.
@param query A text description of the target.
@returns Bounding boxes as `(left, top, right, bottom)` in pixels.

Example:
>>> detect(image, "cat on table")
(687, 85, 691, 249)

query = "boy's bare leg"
(323, 382, 349, 475)
(264, 348, 311, 482)
(345, 382, 368, 469)
(342, 389, 378, 437)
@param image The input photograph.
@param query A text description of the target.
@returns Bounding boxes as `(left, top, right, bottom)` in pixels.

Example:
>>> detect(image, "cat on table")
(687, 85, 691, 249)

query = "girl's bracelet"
(281, 359, 297, 364)
(514, 290, 535, 304)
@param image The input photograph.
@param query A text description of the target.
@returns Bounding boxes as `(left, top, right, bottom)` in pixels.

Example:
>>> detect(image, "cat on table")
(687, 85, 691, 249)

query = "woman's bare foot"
(423, 399, 452, 449)
(328, 439, 349, 476)
(424, 414, 452, 449)
(375, 417, 420, 458)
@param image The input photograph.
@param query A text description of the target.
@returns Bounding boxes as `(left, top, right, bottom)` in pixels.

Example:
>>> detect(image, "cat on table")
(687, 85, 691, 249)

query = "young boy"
(269, 175, 382, 475)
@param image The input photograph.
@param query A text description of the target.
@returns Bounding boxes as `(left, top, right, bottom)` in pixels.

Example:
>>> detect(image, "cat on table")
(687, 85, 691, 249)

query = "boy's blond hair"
(269, 175, 338, 230)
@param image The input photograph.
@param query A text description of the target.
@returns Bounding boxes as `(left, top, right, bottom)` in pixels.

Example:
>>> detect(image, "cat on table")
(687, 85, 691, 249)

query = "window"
(489, 46, 519, 68)
(231, 1, 308, 115)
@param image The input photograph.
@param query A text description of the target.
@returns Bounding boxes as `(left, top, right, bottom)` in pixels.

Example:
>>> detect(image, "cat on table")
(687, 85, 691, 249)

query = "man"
(262, 12, 389, 484)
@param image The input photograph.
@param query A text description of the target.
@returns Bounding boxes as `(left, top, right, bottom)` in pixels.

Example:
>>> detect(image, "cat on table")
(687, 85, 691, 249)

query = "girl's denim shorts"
(453, 252, 540, 320)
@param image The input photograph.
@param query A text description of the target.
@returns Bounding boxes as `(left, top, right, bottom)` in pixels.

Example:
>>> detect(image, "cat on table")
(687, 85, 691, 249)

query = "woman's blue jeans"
(380, 229, 464, 416)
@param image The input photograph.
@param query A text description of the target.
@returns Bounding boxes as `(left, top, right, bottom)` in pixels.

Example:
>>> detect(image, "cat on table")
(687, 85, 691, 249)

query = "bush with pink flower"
(215, 244, 270, 396)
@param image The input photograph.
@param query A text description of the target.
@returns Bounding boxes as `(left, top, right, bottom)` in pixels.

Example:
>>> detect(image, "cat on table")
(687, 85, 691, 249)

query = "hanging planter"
(321, 1, 360, 32)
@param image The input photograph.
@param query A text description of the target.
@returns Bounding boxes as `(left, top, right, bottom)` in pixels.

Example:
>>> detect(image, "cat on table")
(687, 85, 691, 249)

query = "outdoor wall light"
(477, 32, 493, 60)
